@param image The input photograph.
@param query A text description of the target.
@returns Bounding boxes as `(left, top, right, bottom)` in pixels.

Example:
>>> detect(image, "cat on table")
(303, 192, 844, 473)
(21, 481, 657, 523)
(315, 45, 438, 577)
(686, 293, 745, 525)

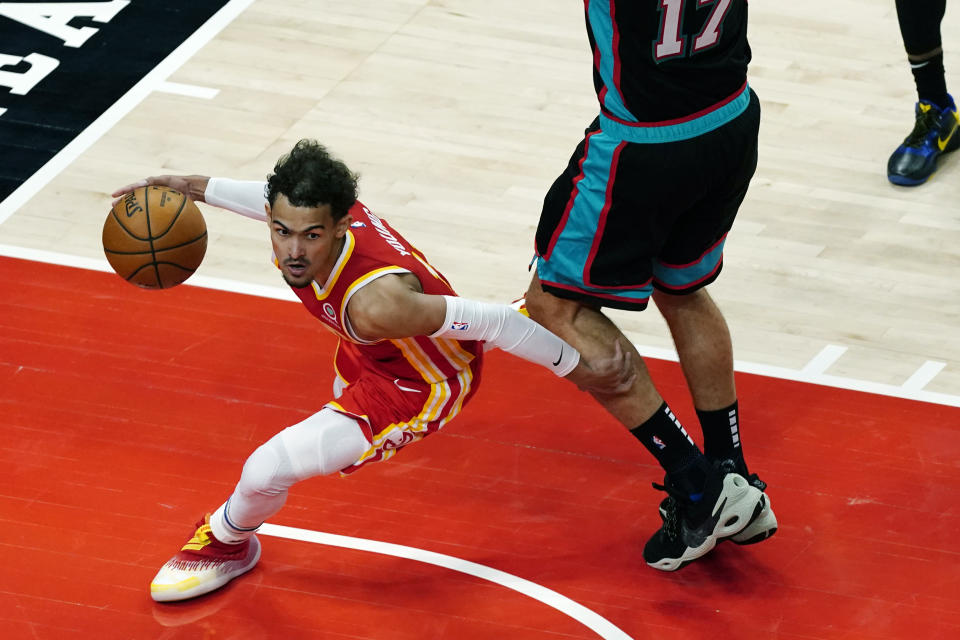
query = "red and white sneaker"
(150, 515, 261, 602)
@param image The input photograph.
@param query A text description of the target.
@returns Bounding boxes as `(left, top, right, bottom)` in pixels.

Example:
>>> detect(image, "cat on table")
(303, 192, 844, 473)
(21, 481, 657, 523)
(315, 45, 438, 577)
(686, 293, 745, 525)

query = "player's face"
(267, 194, 351, 288)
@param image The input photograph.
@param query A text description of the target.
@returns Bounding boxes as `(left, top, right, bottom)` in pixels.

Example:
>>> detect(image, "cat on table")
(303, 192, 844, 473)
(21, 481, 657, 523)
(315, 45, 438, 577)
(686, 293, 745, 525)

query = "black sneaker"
(888, 95, 960, 186)
(644, 470, 764, 571)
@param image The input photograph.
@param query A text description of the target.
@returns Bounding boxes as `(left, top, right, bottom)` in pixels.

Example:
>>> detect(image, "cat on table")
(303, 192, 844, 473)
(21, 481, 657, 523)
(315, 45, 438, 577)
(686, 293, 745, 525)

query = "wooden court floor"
(1, 0, 959, 394)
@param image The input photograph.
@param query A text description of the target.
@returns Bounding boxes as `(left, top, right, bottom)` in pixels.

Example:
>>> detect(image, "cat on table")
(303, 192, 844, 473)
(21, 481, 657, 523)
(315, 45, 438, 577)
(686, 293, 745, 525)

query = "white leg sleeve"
(429, 295, 580, 376)
(209, 408, 369, 543)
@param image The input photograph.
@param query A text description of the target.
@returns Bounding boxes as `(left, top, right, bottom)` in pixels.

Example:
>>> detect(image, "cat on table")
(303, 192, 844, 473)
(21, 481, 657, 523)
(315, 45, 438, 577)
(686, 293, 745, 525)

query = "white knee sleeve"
(210, 409, 369, 543)
(276, 408, 370, 479)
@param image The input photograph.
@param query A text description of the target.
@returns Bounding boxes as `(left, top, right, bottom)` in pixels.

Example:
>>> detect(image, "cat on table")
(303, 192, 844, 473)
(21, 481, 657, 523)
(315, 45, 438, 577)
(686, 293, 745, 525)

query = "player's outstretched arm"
(112, 175, 210, 204)
(347, 275, 635, 395)
(112, 176, 269, 221)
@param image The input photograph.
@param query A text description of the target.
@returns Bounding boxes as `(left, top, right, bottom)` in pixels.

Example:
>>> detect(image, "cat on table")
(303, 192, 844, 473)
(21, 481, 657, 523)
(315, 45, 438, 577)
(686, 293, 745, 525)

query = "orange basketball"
(102, 186, 208, 289)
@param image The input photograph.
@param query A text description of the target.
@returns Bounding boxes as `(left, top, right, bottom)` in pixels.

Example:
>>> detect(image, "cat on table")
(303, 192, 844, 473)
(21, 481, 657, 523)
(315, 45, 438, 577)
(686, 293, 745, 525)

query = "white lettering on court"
(0, 1, 130, 48)
(0, 52, 59, 95)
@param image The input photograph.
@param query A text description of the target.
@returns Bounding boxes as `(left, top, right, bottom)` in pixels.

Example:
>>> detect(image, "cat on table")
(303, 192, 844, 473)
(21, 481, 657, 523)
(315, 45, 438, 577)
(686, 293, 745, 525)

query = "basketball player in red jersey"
(113, 139, 634, 602)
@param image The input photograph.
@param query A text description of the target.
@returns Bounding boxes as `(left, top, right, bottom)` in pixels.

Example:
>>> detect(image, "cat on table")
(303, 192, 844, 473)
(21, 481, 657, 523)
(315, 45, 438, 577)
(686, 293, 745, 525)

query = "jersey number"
(654, 0, 733, 61)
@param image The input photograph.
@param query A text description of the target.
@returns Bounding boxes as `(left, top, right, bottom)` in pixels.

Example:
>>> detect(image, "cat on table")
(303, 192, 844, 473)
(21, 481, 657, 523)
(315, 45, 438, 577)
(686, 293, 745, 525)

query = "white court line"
(902, 360, 947, 392)
(631, 344, 678, 363)
(730, 359, 959, 408)
(0, 243, 300, 302)
(0, 0, 256, 225)
(799, 344, 848, 376)
(0, 244, 115, 275)
(638, 348, 958, 409)
(257, 523, 633, 640)
(0, 242, 957, 409)
(157, 81, 220, 100)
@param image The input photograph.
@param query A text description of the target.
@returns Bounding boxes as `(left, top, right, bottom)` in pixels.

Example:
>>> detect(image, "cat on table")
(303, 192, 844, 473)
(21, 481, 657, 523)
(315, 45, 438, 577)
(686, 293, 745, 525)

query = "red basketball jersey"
(281, 201, 484, 471)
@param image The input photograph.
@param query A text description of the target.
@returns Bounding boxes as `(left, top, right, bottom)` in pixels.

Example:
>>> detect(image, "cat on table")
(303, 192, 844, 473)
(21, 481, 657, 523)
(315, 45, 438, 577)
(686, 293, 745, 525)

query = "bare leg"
(525, 272, 664, 426)
(652, 288, 736, 411)
(525, 275, 770, 562)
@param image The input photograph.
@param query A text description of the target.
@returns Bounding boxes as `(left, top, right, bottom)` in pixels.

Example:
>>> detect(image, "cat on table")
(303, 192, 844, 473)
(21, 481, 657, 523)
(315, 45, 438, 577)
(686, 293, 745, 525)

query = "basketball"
(102, 186, 208, 289)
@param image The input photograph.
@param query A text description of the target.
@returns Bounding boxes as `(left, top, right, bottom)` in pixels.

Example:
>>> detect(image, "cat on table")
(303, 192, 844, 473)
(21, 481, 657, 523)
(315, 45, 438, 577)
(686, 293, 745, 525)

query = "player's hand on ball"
(566, 340, 636, 395)
(111, 175, 210, 206)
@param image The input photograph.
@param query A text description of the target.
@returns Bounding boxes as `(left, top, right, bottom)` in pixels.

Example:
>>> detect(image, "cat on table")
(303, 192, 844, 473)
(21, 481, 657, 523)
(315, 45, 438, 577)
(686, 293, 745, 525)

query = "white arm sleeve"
(429, 295, 580, 377)
(204, 178, 269, 221)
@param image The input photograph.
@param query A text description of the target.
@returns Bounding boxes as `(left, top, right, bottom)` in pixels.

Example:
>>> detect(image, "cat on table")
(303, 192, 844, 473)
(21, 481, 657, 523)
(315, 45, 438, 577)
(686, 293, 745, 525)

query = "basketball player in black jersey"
(888, 0, 959, 185)
(524, 0, 776, 571)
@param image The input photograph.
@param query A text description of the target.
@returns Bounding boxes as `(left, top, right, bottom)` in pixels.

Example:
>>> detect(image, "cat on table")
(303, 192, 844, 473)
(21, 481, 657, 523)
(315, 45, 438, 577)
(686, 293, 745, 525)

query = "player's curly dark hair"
(266, 139, 358, 220)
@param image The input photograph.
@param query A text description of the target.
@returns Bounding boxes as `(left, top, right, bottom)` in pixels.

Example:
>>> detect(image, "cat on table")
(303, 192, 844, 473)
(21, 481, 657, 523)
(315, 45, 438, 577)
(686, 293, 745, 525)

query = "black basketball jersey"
(585, 0, 751, 123)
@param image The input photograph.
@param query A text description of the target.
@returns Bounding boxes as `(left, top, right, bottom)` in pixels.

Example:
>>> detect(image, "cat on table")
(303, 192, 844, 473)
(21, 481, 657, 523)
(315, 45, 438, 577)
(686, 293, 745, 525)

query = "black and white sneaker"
(657, 459, 778, 546)
(644, 471, 764, 571)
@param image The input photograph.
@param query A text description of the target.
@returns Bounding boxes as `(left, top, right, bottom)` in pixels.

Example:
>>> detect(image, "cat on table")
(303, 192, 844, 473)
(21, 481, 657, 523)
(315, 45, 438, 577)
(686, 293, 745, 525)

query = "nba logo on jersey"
(451, 322, 469, 331)
(652, 436, 666, 450)
(350, 221, 366, 228)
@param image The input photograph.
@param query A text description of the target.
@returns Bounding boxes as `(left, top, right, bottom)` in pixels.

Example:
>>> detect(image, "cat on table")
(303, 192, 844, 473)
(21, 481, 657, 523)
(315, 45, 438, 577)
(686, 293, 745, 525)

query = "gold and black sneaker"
(888, 94, 960, 186)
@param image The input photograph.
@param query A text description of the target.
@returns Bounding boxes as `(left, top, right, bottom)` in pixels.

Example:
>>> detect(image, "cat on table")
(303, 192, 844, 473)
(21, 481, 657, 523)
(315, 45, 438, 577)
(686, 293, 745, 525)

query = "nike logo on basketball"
(553, 346, 563, 367)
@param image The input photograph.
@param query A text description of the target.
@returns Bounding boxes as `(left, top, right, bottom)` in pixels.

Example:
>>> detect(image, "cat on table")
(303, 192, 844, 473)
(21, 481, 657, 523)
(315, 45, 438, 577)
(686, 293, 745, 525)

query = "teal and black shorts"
(535, 86, 760, 311)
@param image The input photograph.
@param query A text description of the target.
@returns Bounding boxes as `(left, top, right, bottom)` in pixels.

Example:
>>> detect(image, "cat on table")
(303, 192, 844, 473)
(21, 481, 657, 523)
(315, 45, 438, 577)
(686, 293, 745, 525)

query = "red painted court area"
(1, 255, 958, 639)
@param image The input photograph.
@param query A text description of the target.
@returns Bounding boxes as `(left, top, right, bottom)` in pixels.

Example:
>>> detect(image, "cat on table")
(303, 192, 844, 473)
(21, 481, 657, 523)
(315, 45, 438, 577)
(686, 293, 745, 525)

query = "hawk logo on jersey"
(322, 303, 337, 323)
